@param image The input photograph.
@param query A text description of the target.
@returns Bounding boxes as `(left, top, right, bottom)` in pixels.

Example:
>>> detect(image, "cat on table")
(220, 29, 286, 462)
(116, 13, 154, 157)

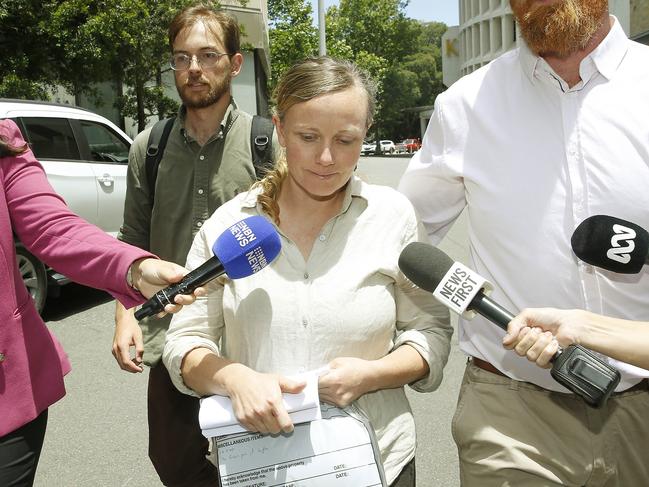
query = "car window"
(21, 117, 81, 160)
(79, 121, 130, 163)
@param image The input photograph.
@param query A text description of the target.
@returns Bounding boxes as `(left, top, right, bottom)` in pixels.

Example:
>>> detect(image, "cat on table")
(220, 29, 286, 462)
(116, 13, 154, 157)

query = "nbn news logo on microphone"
(230, 219, 258, 247)
(606, 224, 636, 264)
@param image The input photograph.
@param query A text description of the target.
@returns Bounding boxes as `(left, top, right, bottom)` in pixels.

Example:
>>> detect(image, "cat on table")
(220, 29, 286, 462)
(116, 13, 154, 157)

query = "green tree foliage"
(267, 0, 318, 93)
(47, 0, 196, 131)
(266, 0, 445, 140)
(386, 21, 448, 139)
(322, 1, 447, 141)
(2, 0, 447, 138)
(413, 21, 447, 106)
(0, 0, 214, 131)
(0, 0, 57, 99)
(381, 67, 421, 140)
(328, 0, 417, 65)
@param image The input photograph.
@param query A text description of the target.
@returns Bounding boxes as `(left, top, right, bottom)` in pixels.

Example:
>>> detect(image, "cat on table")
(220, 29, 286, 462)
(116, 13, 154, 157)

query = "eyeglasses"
(170, 51, 230, 71)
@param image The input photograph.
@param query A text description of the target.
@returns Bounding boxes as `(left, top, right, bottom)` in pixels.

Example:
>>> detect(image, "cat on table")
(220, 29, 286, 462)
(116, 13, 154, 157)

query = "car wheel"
(16, 244, 48, 313)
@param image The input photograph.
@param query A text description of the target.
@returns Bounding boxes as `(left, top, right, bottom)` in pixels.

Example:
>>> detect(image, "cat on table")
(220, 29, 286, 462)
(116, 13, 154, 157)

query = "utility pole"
(318, 0, 326, 55)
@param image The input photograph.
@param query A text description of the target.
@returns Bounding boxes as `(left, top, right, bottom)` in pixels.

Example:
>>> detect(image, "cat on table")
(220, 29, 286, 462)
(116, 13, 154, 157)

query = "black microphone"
(398, 242, 621, 408)
(571, 215, 649, 274)
(135, 216, 281, 320)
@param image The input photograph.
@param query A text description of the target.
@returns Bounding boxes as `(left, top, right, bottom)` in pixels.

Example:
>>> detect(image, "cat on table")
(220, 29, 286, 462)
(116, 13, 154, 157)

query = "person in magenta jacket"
(0, 118, 199, 486)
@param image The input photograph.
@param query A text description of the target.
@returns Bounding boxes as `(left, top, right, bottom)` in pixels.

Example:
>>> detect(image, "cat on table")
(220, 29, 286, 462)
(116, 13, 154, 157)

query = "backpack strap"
(250, 115, 275, 180)
(145, 117, 175, 206)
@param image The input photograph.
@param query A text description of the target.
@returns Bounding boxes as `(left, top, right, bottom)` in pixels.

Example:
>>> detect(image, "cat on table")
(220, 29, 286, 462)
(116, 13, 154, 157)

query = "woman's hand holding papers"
(318, 346, 430, 408)
(180, 348, 306, 435)
(222, 364, 306, 435)
(318, 357, 375, 407)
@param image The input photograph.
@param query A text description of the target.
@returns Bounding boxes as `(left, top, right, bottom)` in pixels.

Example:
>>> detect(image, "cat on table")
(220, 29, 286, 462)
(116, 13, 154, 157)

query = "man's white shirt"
(399, 18, 649, 391)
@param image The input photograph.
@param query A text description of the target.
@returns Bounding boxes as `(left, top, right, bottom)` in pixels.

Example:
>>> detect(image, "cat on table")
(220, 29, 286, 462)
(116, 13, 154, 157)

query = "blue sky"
(309, 1, 459, 25)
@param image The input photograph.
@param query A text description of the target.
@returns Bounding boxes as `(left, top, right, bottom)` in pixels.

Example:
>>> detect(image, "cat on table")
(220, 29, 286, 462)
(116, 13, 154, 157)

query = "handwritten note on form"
(214, 403, 386, 487)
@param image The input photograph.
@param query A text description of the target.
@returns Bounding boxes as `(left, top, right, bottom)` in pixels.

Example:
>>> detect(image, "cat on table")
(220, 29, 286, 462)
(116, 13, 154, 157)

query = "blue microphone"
(135, 216, 281, 320)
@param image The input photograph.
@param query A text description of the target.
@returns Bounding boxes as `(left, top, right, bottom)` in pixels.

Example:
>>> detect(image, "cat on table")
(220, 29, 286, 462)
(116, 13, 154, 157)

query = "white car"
(379, 140, 396, 154)
(361, 141, 376, 156)
(1, 99, 133, 311)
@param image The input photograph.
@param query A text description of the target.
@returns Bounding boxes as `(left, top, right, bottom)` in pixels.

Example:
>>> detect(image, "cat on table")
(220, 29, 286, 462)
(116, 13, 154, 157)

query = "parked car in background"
(395, 141, 407, 154)
(379, 140, 396, 154)
(1, 98, 133, 312)
(401, 138, 421, 153)
(361, 140, 376, 156)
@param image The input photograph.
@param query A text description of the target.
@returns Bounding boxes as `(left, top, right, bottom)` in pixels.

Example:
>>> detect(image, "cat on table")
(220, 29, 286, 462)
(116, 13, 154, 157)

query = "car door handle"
(97, 174, 114, 187)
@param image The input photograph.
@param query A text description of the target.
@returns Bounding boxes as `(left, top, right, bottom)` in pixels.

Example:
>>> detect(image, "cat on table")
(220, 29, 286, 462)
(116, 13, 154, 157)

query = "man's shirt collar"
(519, 16, 629, 90)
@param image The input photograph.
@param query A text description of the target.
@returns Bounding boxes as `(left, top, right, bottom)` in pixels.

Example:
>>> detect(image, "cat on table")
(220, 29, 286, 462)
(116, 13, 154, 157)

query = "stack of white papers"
(199, 371, 323, 438)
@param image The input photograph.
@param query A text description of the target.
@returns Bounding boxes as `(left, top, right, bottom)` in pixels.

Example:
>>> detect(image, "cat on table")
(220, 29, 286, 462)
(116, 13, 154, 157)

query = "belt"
(618, 378, 649, 394)
(472, 357, 507, 377)
(471, 357, 649, 394)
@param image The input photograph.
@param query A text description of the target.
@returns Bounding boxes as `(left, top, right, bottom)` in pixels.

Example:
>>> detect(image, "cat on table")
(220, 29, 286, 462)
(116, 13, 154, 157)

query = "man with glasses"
(113, 4, 271, 486)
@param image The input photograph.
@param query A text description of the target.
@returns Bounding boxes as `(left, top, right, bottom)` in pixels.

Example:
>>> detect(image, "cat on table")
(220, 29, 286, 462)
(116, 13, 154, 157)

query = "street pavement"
(36, 156, 469, 486)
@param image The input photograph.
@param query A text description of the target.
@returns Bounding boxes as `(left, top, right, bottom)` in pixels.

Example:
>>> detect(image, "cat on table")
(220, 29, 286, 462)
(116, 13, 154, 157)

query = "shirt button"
(319, 234, 326, 242)
(197, 221, 203, 227)
(304, 272, 309, 279)
(199, 155, 205, 161)
(302, 318, 308, 327)
(198, 189, 204, 195)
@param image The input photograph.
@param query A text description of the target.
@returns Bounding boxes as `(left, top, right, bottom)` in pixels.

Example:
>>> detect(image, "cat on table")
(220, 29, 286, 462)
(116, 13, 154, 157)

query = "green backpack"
(144, 114, 274, 206)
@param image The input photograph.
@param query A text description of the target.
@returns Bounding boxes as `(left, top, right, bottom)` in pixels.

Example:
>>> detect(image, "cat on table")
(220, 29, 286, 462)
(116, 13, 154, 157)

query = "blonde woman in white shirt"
(162, 56, 452, 486)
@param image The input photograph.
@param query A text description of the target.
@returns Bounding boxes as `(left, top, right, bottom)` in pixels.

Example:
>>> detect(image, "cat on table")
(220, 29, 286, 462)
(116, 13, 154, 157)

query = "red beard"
(510, 0, 608, 57)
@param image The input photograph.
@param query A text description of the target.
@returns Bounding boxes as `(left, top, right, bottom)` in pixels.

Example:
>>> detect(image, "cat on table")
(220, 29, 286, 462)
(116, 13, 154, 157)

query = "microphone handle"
(469, 290, 620, 407)
(134, 258, 225, 320)
(469, 291, 515, 332)
(470, 291, 564, 361)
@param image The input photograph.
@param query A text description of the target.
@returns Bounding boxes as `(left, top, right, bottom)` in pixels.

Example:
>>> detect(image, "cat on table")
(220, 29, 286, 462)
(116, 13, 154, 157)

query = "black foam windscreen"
(398, 242, 455, 292)
(571, 215, 649, 274)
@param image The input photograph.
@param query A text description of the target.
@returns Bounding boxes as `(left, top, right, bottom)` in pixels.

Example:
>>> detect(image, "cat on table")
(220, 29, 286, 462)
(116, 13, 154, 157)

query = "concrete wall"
(631, 0, 649, 44)
(457, 0, 516, 77)
(610, 0, 631, 33)
(442, 26, 461, 87)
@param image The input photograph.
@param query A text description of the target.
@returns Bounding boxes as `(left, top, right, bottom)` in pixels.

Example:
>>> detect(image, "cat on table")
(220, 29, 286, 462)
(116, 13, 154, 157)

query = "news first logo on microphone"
(607, 223, 636, 264)
(432, 262, 493, 318)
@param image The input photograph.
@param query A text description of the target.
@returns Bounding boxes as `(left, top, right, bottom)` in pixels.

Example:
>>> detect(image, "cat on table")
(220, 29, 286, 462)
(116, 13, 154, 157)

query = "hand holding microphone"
(502, 215, 649, 371)
(398, 242, 621, 408)
(503, 308, 587, 367)
(135, 215, 281, 320)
